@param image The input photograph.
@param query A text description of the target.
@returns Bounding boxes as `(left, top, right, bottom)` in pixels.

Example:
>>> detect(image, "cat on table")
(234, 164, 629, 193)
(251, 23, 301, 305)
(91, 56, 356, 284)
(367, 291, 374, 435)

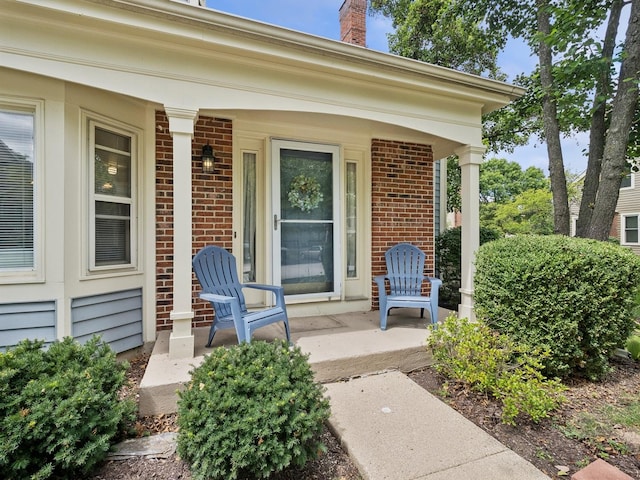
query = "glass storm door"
(272, 140, 341, 297)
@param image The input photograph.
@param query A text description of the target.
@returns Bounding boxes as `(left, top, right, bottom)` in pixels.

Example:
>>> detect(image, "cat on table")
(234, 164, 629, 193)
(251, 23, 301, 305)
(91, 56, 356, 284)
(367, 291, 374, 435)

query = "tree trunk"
(588, 0, 640, 240)
(576, 0, 623, 237)
(537, 0, 570, 235)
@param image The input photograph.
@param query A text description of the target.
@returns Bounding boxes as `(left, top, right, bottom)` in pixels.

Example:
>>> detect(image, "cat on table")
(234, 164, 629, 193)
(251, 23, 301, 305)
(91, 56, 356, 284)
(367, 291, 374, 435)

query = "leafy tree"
(370, 0, 640, 240)
(446, 156, 461, 212)
(480, 158, 547, 203)
(369, 0, 507, 79)
(492, 188, 554, 235)
(447, 157, 551, 233)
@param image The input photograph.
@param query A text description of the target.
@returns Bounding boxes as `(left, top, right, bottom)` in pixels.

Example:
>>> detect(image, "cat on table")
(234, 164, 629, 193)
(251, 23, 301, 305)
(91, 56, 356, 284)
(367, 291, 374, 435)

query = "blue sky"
(203, 1, 589, 175)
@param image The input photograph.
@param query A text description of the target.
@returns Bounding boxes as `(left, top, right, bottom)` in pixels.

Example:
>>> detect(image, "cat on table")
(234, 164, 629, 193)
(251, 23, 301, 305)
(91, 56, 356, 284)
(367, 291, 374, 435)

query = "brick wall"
(154, 122, 434, 325)
(610, 212, 620, 239)
(155, 111, 233, 331)
(339, 0, 367, 47)
(371, 139, 435, 309)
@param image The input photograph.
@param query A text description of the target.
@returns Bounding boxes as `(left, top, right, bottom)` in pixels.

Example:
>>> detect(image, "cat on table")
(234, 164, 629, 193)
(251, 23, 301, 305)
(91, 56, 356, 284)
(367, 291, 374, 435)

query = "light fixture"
(201, 143, 215, 174)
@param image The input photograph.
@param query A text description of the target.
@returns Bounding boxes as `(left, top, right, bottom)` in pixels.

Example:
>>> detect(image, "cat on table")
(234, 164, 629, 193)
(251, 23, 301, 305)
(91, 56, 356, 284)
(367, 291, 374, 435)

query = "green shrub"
(0, 337, 135, 480)
(474, 235, 640, 380)
(177, 340, 330, 480)
(627, 336, 640, 360)
(428, 315, 566, 425)
(436, 226, 501, 310)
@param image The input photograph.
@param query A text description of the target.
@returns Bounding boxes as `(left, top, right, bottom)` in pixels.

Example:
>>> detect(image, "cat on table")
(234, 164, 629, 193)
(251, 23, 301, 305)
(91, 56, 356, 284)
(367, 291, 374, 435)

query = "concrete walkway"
(137, 309, 549, 479)
(324, 371, 548, 480)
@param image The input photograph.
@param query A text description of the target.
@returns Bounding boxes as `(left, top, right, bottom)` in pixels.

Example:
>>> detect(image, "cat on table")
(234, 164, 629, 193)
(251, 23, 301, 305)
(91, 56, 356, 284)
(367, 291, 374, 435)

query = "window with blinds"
(90, 122, 135, 269)
(0, 108, 35, 271)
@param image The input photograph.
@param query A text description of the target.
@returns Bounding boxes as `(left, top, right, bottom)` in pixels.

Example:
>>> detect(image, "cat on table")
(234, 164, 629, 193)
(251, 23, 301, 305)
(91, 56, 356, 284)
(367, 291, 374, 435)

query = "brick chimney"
(339, 0, 367, 47)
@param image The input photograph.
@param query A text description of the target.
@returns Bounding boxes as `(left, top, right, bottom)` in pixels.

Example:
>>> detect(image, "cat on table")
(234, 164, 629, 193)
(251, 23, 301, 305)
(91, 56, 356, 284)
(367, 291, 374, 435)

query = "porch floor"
(139, 308, 448, 416)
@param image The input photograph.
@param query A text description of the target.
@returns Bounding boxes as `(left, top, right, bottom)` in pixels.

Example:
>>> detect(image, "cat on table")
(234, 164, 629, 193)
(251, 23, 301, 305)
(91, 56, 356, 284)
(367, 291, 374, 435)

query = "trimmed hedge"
(177, 340, 330, 480)
(474, 235, 640, 380)
(0, 337, 135, 480)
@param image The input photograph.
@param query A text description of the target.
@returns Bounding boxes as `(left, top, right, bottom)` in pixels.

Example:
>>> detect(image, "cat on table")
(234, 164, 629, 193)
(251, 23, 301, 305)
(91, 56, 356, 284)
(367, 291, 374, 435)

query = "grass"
(558, 394, 640, 458)
(603, 398, 640, 430)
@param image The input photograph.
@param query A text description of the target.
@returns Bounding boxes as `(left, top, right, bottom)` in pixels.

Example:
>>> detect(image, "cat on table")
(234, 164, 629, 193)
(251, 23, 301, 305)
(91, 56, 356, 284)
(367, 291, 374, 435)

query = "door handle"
(274, 214, 279, 230)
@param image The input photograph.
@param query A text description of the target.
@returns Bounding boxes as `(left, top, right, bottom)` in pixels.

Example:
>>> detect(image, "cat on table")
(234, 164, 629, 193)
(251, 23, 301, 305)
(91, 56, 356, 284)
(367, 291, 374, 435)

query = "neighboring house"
(0, 0, 522, 358)
(616, 172, 639, 254)
(569, 171, 626, 243)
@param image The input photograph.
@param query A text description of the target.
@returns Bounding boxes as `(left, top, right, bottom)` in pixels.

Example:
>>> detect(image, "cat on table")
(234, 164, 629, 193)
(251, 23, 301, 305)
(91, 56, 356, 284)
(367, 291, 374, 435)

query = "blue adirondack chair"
(374, 243, 442, 330)
(193, 246, 291, 346)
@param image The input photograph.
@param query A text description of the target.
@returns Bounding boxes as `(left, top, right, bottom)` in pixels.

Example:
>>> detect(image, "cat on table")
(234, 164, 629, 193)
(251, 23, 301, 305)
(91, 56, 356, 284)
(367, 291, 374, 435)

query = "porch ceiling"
(208, 110, 462, 160)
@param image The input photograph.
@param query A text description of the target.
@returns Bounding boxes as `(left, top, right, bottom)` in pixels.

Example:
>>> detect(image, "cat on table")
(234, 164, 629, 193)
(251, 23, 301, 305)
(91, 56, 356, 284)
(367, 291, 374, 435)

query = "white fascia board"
(8, 0, 524, 114)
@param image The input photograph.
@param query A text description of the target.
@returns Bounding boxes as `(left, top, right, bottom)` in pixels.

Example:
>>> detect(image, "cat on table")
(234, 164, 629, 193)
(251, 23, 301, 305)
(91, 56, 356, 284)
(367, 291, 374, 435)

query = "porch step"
(297, 327, 432, 383)
(138, 319, 433, 416)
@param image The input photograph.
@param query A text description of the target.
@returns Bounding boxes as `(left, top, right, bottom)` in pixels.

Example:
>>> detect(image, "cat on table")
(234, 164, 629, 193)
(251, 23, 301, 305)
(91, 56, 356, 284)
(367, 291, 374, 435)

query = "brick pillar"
(371, 139, 435, 309)
(339, 0, 367, 47)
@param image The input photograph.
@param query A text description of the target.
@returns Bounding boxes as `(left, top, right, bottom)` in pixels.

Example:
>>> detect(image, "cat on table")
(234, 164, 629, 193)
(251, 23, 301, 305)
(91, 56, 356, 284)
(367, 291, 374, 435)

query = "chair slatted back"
(385, 243, 426, 296)
(193, 246, 248, 317)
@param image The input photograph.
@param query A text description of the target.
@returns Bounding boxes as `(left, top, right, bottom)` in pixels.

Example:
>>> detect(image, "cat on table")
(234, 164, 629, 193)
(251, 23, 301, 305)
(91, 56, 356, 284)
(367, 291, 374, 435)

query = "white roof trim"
(12, 0, 524, 113)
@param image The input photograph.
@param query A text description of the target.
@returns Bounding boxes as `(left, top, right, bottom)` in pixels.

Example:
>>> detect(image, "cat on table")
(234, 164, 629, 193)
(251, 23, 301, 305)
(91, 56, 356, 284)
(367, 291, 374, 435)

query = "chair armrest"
(245, 283, 284, 294)
(243, 284, 286, 308)
(199, 293, 235, 304)
(426, 277, 442, 308)
(374, 275, 388, 298)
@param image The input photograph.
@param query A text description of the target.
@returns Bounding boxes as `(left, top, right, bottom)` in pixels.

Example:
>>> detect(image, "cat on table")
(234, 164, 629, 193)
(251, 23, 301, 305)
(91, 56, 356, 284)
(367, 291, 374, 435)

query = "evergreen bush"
(177, 340, 330, 480)
(436, 226, 501, 309)
(474, 235, 640, 379)
(0, 337, 135, 480)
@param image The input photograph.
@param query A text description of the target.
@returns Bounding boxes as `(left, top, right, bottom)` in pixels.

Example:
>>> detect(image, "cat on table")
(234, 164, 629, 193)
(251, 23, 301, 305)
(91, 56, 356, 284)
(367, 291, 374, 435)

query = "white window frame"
(0, 98, 44, 284)
(621, 214, 640, 245)
(83, 112, 141, 276)
(620, 173, 634, 190)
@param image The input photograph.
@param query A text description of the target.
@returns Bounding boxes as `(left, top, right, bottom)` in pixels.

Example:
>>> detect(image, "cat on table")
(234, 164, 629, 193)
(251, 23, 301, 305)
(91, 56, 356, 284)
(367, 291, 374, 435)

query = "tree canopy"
(370, 0, 640, 240)
(447, 157, 552, 235)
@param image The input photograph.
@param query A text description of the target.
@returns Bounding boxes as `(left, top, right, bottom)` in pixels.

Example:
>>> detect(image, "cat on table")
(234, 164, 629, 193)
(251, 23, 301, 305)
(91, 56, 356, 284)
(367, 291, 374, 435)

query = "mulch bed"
(90, 353, 362, 480)
(408, 356, 640, 479)
(92, 351, 640, 480)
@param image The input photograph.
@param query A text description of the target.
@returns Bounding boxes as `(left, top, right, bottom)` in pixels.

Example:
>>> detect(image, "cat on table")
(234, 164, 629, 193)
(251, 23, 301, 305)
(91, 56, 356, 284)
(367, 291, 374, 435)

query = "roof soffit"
(4, 0, 524, 114)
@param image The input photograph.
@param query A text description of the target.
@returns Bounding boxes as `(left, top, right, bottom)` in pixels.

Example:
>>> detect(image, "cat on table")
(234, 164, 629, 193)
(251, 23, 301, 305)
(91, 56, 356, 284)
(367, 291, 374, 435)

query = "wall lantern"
(201, 143, 215, 174)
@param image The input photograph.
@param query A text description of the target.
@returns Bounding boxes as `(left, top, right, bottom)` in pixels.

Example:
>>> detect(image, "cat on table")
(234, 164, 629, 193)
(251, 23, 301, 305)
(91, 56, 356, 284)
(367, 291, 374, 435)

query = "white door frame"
(271, 139, 342, 301)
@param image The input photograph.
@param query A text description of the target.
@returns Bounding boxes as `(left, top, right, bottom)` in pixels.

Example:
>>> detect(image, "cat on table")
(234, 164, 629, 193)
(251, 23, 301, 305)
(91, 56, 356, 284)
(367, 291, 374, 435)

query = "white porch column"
(455, 145, 485, 321)
(166, 107, 198, 359)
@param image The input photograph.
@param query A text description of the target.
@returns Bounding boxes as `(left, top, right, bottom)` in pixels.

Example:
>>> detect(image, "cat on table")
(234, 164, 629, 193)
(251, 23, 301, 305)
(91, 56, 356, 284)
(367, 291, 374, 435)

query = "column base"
(169, 331, 195, 360)
(457, 289, 476, 322)
(169, 310, 195, 359)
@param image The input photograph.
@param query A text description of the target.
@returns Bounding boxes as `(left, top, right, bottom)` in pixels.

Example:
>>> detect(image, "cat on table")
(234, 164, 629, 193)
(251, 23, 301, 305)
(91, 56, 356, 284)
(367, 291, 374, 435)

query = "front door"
(272, 140, 341, 298)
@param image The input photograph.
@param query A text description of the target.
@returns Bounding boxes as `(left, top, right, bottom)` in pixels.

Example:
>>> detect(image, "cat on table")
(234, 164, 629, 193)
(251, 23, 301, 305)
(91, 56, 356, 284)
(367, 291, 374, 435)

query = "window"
(623, 215, 639, 244)
(89, 120, 137, 270)
(0, 106, 36, 272)
(243, 152, 257, 282)
(620, 173, 633, 189)
(346, 162, 357, 278)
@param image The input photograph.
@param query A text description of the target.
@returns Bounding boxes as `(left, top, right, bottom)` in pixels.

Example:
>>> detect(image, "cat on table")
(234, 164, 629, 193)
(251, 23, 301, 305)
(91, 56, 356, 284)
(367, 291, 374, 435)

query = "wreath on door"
(288, 175, 323, 212)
